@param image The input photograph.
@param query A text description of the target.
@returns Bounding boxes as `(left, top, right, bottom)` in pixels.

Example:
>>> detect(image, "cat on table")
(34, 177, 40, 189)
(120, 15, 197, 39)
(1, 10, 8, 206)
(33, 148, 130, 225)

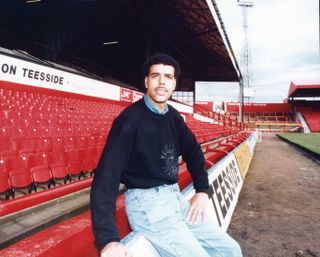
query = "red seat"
(0, 173, 12, 200)
(178, 163, 192, 189)
(31, 165, 53, 191)
(0, 127, 12, 140)
(0, 139, 16, 152)
(0, 118, 12, 127)
(64, 136, 76, 149)
(205, 150, 226, 164)
(30, 151, 49, 167)
(35, 138, 51, 151)
(75, 136, 88, 148)
(49, 162, 70, 185)
(48, 150, 65, 164)
(16, 139, 36, 153)
(9, 170, 34, 198)
(11, 127, 29, 140)
(50, 137, 64, 151)
(5, 151, 30, 172)
(0, 150, 18, 174)
(78, 148, 97, 175)
(64, 148, 85, 179)
(39, 127, 54, 138)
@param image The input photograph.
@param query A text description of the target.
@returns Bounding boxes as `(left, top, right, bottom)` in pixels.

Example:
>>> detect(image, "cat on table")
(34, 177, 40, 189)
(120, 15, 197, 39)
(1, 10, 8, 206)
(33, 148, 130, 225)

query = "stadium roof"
(288, 82, 320, 98)
(0, 0, 240, 91)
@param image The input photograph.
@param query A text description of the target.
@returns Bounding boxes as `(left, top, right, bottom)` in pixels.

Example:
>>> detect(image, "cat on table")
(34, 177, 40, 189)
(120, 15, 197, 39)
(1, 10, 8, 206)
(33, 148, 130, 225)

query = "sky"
(196, 0, 320, 104)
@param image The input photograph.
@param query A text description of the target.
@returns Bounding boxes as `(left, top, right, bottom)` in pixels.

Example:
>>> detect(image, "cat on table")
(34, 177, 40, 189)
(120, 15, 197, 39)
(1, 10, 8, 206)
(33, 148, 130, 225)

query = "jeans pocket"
(126, 196, 149, 230)
(141, 193, 181, 230)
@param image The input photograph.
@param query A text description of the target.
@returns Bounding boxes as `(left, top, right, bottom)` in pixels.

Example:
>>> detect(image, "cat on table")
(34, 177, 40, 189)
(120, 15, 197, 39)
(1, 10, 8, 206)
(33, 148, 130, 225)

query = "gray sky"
(196, 0, 320, 104)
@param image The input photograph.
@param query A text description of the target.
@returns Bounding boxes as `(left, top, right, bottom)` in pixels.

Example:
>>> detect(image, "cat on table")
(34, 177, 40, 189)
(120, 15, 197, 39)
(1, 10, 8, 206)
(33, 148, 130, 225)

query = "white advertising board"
(0, 54, 120, 101)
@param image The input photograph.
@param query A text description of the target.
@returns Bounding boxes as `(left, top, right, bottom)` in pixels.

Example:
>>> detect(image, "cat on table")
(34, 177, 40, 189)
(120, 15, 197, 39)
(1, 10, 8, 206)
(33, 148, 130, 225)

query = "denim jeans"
(125, 184, 242, 257)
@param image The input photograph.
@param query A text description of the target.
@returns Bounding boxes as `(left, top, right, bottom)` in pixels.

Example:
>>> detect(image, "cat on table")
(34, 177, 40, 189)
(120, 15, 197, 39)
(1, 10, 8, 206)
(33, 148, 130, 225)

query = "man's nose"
(159, 75, 165, 85)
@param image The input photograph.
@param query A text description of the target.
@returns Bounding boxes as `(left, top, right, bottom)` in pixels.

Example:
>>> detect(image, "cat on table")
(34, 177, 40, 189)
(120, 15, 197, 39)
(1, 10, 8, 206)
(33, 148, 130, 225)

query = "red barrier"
(0, 193, 130, 257)
(0, 178, 93, 217)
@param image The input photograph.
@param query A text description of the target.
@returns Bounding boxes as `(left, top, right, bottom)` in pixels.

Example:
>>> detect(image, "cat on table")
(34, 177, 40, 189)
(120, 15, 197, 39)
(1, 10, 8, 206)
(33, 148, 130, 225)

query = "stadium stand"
(223, 102, 304, 132)
(301, 112, 320, 132)
(287, 82, 320, 132)
(0, 85, 246, 201)
(0, 86, 128, 200)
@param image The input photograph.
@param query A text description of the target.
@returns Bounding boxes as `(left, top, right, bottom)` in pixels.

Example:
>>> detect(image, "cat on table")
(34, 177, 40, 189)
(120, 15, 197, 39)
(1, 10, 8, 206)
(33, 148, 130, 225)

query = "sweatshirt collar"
(144, 94, 168, 115)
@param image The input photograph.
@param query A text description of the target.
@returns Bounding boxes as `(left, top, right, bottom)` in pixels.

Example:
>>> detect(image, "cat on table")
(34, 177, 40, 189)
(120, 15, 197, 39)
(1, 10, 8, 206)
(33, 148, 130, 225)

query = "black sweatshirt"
(90, 99, 209, 248)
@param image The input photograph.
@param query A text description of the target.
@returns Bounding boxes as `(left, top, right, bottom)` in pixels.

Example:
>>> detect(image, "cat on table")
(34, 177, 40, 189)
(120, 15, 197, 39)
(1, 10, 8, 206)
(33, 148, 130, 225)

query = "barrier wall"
(0, 132, 257, 257)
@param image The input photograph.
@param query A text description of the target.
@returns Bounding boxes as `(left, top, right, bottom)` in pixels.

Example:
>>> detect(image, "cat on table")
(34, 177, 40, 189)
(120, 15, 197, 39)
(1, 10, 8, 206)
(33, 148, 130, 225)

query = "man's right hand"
(100, 242, 133, 257)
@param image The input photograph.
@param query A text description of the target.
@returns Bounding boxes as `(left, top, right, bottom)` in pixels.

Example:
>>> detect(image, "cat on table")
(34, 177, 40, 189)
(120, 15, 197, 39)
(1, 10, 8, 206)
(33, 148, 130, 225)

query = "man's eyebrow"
(149, 72, 160, 76)
(149, 72, 174, 77)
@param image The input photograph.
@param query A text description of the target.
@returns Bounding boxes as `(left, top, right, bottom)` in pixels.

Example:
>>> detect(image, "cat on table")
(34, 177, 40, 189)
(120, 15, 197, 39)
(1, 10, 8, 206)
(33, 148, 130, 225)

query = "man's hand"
(100, 242, 133, 257)
(185, 192, 209, 225)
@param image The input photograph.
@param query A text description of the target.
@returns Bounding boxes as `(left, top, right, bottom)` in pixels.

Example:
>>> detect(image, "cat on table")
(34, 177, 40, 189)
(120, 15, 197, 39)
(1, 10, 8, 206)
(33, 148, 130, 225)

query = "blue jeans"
(125, 184, 242, 257)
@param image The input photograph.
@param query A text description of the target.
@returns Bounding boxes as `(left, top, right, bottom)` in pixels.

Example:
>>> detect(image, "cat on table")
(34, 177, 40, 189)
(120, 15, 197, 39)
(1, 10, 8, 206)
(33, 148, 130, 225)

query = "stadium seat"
(0, 173, 12, 200)
(64, 148, 85, 179)
(0, 139, 16, 152)
(0, 127, 11, 140)
(205, 150, 226, 164)
(35, 138, 51, 151)
(49, 162, 71, 186)
(31, 165, 53, 191)
(9, 169, 34, 198)
(178, 163, 192, 189)
(78, 148, 97, 176)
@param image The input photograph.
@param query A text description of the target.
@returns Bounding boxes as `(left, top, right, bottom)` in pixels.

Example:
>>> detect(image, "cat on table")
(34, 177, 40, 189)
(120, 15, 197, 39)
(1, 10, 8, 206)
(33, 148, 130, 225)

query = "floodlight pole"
(239, 76, 244, 126)
(238, 0, 253, 103)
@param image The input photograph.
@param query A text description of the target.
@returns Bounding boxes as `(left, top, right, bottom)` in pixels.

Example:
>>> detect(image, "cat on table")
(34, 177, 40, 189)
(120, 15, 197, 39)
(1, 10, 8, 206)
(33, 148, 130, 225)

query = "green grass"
(277, 133, 320, 155)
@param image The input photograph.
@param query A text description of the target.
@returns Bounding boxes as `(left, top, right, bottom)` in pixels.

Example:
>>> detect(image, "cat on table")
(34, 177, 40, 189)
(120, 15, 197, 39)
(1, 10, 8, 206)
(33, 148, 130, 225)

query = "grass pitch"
(277, 133, 320, 155)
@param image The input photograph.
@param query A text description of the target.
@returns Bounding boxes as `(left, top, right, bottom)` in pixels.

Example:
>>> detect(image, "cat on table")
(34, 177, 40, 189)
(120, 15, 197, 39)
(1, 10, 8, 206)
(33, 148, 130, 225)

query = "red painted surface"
(0, 193, 130, 257)
(195, 101, 214, 112)
(0, 211, 98, 257)
(0, 178, 92, 217)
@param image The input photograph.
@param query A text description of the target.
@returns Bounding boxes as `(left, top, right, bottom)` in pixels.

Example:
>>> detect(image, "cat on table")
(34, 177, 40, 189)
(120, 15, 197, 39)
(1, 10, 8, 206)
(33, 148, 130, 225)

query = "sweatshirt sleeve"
(177, 114, 209, 194)
(90, 115, 133, 249)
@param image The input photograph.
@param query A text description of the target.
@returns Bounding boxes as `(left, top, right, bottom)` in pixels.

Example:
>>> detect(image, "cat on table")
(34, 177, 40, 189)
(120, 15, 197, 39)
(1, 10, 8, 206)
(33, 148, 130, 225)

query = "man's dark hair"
(142, 53, 181, 80)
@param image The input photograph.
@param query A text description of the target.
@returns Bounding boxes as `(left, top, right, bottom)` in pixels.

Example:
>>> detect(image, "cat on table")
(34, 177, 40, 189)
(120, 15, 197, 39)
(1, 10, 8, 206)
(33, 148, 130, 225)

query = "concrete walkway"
(0, 188, 90, 249)
(228, 133, 320, 257)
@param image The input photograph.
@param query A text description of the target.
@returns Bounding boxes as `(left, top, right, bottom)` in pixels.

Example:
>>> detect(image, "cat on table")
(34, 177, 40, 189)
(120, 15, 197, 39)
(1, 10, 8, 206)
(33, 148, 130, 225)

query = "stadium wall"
(226, 102, 291, 113)
(0, 133, 258, 257)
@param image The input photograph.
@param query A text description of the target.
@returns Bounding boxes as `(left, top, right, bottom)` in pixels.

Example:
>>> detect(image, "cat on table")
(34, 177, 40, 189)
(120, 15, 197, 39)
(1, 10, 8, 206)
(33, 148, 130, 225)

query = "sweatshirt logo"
(160, 144, 178, 179)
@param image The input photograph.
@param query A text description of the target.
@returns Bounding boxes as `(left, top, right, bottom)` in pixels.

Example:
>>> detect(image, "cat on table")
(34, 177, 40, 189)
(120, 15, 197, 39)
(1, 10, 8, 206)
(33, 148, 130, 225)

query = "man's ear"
(144, 77, 149, 89)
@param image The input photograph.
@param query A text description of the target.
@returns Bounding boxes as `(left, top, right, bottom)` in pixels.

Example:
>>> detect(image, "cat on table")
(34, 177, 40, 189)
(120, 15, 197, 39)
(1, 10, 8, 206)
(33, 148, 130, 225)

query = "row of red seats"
(0, 144, 103, 200)
(0, 134, 106, 153)
(0, 125, 110, 142)
(185, 115, 237, 143)
(1, 87, 120, 200)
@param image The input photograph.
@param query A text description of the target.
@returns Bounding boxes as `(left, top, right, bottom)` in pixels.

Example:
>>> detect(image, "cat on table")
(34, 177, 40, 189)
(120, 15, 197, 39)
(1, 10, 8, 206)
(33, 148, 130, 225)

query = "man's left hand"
(185, 192, 209, 225)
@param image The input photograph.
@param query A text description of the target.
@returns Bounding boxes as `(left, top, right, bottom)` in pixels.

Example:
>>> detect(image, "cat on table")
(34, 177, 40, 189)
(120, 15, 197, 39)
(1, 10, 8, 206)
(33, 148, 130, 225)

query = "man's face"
(145, 64, 176, 107)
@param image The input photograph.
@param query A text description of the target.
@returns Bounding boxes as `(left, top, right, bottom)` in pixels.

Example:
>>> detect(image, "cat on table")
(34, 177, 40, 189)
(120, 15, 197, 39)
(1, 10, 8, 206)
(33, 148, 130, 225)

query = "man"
(91, 53, 242, 257)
